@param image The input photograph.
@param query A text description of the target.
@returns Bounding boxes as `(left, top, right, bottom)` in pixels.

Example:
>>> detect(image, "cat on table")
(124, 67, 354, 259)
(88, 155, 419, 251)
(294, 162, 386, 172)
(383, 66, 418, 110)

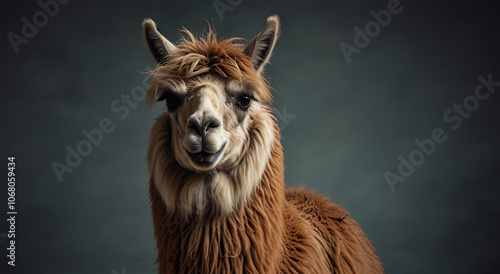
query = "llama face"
(143, 16, 280, 216)
(157, 75, 260, 173)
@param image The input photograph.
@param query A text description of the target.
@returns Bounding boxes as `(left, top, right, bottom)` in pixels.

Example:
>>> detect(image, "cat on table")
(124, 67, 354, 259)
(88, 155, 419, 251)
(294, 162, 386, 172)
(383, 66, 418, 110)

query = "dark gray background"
(1, 0, 499, 273)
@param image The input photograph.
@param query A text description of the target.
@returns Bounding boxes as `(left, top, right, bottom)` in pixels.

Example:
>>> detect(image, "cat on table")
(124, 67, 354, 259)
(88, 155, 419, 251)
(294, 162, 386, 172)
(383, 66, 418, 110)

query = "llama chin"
(143, 15, 384, 273)
(148, 105, 275, 217)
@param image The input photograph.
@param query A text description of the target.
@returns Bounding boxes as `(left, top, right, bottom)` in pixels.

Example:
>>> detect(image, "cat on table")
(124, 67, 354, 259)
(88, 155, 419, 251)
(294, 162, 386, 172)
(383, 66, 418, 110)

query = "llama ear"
(142, 18, 177, 64)
(244, 15, 280, 73)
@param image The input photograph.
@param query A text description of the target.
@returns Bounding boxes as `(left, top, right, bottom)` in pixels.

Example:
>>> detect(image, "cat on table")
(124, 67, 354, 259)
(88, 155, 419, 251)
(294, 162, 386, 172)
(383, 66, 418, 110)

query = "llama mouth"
(187, 142, 226, 167)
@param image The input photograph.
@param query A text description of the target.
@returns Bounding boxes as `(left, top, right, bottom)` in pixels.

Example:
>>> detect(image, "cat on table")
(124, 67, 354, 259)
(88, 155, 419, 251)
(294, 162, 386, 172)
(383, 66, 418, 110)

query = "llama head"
(144, 16, 280, 217)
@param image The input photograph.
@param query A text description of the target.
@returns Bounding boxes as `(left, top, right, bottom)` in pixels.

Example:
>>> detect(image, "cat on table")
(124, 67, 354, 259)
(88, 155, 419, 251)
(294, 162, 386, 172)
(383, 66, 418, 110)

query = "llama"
(142, 15, 383, 273)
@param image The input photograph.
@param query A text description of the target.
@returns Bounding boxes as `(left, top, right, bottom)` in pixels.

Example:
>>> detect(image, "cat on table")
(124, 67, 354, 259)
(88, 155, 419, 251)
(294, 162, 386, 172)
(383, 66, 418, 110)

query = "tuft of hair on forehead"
(147, 26, 273, 106)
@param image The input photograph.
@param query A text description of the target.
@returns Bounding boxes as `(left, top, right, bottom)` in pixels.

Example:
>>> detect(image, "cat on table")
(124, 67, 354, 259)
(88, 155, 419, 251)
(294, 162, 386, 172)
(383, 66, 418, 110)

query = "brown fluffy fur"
(146, 23, 383, 273)
(147, 28, 272, 106)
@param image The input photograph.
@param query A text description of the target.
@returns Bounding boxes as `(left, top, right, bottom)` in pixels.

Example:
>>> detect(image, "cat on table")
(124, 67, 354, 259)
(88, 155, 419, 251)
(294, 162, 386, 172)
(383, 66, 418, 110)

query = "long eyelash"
(239, 94, 258, 102)
(248, 94, 258, 102)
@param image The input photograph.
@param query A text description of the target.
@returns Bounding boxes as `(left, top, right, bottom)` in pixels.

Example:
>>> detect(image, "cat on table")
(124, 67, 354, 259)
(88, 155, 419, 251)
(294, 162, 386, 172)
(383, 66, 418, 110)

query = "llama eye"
(236, 94, 256, 110)
(158, 91, 182, 111)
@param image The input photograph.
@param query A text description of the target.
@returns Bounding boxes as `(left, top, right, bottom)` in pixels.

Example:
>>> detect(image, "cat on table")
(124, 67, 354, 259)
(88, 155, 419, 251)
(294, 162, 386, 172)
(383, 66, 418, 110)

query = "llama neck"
(150, 133, 286, 273)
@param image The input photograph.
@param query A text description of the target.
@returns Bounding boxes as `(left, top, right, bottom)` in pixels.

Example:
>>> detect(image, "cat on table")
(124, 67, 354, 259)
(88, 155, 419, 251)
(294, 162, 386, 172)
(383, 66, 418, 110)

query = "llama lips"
(187, 142, 226, 166)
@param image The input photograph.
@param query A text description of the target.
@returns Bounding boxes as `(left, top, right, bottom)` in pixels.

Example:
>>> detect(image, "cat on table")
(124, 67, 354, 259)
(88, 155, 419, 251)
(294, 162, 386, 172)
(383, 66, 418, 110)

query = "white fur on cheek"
(230, 108, 274, 209)
(147, 78, 275, 217)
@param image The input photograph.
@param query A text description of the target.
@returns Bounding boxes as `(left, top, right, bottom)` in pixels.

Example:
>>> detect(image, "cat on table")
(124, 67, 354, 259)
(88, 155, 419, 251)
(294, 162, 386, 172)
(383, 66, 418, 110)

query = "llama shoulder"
(283, 188, 384, 273)
(285, 187, 350, 222)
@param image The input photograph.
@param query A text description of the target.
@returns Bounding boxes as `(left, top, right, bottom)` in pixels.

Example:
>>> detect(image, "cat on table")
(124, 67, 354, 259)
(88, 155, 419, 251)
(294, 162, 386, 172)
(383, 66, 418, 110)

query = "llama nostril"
(188, 116, 220, 137)
(188, 121, 197, 131)
(206, 121, 220, 133)
(202, 118, 220, 136)
(187, 119, 202, 136)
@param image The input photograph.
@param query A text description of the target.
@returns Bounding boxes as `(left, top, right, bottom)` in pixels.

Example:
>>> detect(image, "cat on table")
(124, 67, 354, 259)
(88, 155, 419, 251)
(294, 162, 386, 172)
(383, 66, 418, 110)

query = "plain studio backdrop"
(1, 0, 499, 273)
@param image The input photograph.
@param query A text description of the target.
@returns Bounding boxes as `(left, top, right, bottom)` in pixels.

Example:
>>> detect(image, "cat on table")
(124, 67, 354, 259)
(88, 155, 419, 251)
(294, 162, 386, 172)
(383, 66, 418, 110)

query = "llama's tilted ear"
(142, 18, 177, 64)
(244, 15, 280, 73)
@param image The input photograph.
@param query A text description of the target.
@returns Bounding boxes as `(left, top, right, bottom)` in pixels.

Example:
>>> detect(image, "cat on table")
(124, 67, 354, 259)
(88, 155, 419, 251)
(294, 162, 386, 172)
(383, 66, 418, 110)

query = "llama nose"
(187, 116, 221, 138)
